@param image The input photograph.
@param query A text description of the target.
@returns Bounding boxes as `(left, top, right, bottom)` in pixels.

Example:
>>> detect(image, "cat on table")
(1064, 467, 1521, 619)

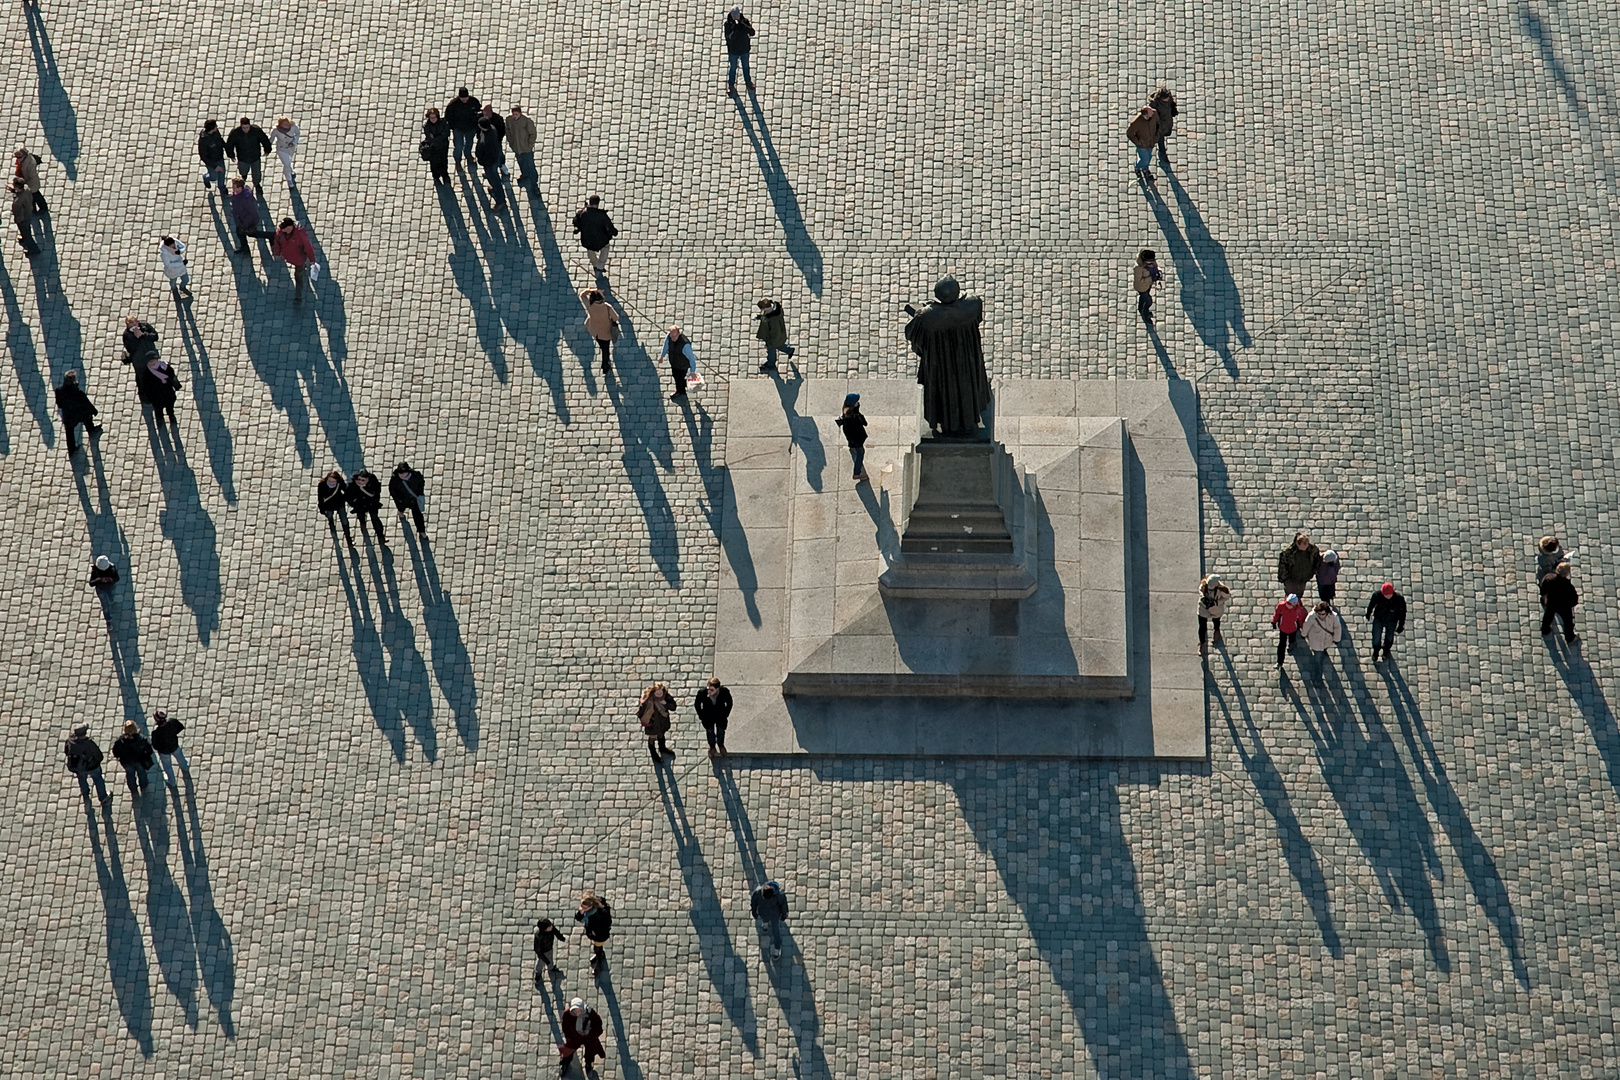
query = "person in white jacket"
(271, 117, 301, 187)
(1300, 601, 1343, 674)
(158, 235, 190, 296)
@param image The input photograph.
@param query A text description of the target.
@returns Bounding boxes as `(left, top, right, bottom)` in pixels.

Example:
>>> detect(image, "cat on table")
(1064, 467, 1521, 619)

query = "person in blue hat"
(834, 393, 869, 482)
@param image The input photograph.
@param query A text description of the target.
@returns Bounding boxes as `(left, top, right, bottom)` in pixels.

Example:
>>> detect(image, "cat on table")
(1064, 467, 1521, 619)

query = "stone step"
(901, 505, 1015, 554)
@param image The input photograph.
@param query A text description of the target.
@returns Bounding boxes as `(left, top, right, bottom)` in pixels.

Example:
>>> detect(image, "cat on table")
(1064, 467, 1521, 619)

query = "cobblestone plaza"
(3, 0, 1619, 1075)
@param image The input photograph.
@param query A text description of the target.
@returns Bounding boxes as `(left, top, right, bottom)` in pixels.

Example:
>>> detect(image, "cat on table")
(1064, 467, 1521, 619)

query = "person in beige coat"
(1197, 573, 1230, 656)
(13, 147, 44, 214)
(1300, 601, 1343, 674)
(505, 105, 538, 186)
(581, 289, 621, 376)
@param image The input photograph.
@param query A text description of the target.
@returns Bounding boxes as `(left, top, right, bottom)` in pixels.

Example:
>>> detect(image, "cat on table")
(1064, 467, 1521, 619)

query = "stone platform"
(711, 377, 1207, 758)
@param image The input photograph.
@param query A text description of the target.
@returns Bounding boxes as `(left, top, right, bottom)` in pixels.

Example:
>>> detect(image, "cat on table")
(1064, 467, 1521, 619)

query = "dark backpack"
(67, 739, 102, 773)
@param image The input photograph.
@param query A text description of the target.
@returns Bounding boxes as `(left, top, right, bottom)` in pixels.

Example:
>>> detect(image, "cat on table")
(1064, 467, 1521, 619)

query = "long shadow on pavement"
(85, 799, 153, 1055)
(441, 178, 510, 384)
(737, 91, 823, 296)
(336, 539, 407, 761)
(767, 364, 825, 493)
(596, 967, 646, 1080)
(173, 297, 237, 504)
(1549, 638, 1620, 797)
(1, 251, 53, 449)
(175, 774, 236, 1037)
(1144, 174, 1251, 377)
(370, 542, 438, 761)
(135, 789, 200, 1028)
(31, 235, 82, 386)
(404, 529, 478, 751)
(147, 414, 222, 646)
(75, 445, 142, 726)
(25, 3, 79, 179)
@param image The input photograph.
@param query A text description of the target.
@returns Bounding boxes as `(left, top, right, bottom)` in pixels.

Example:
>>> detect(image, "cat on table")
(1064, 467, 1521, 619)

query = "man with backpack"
(64, 725, 110, 802)
(750, 879, 789, 959)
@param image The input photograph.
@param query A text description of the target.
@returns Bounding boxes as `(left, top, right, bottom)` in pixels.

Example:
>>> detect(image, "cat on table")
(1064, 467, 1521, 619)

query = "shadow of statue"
(1549, 638, 1620, 796)
(24, 4, 79, 179)
(767, 364, 824, 492)
(1379, 659, 1530, 987)
(441, 178, 510, 384)
(147, 414, 222, 645)
(85, 799, 153, 1055)
(1215, 651, 1342, 955)
(595, 966, 646, 1080)
(370, 543, 438, 761)
(1, 251, 53, 448)
(404, 529, 478, 751)
(173, 297, 237, 504)
(738, 91, 823, 296)
(134, 789, 200, 1028)
(337, 540, 406, 761)
(175, 774, 237, 1037)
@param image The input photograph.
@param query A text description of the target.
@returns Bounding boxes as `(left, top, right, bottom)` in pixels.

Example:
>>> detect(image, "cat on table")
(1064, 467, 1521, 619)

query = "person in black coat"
(1540, 561, 1579, 643)
(54, 370, 100, 454)
(421, 107, 451, 185)
(444, 87, 481, 167)
(135, 356, 181, 424)
(835, 393, 869, 482)
(533, 918, 565, 977)
(474, 111, 507, 210)
(389, 463, 426, 536)
(224, 116, 272, 189)
(318, 469, 353, 545)
(149, 709, 189, 788)
(572, 196, 618, 274)
(122, 317, 160, 365)
(575, 893, 612, 973)
(198, 119, 229, 197)
(65, 724, 111, 802)
(110, 720, 154, 795)
(1364, 582, 1407, 662)
(724, 7, 756, 93)
(348, 469, 387, 544)
(89, 556, 119, 590)
(693, 677, 733, 758)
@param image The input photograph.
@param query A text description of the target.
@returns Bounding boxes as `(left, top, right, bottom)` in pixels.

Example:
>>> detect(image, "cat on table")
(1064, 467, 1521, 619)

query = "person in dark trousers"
(750, 880, 788, 959)
(1149, 86, 1178, 167)
(348, 469, 388, 544)
(724, 7, 756, 93)
(1540, 562, 1578, 643)
(271, 218, 317, 304)
(1277, 531, 1322, 601)
(65, 725, 111, 803)
(571, 196, 617, 275)
(557, 998, 606, 1076)
(1537, 535, 1570, 583)
(660, 326, 694, 401)
(835, 393, 869, 482)
(111, 720, 155, 795)
(637, 683, 676, 763)
(390, 463, 426, 536)
(123, 316, 161, 363)
(1196, 572, 1231, 656)
(11, 179, 40, 257)
(575, 892, 612, 973)
(534, 918, 566, 977)
(224, 116, 271, 190)
(581, 289, 620, 375)
(89, 556, 119, 590)
(477, 104, 508, 178)
(1133, 249, 1159, 324)
(318, 469, 353, 545)
(198, 120, 229, 197)
(421, 106, 451, 185)
(14, 146, 46, 215)
(1365, 581, 1407, 662)
(506, 105, 538, 186)
(136, 354, 181, 425)
(693, 677, 733, 758)
(150, 709, 188, 788)
(1271, 592, 1306, 669)
(55, 370, 100, 454)
(229, 178, 263, 254)
(1316, 550, 1341, 609)
(754, 298, 795, 372)
(445, 87, 482, 167)
(474, 111, 507, 210)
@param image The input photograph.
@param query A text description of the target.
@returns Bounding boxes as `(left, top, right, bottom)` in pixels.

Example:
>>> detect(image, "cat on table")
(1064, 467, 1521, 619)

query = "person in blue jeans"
(724, 7, 755, 92)
(835, 393, 869, 482)
(750, 880, 788, 959)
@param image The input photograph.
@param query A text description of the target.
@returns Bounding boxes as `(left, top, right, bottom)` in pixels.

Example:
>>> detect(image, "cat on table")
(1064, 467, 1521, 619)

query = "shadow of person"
(766, 364, 825, 493)
(855, 483, 900, 566)
(0, 251, 54, 448)
(1548, 638, 1620, 795)
(502, 184, 596, 416)
(134, 789, 200, 1028)
(1379, 659, 1531, 987)
(175, 775, 237, 1037)
(595, 963, 646, 1080)
(286, 186, 350, 372)
(738, 91, 823, 296)
(30, 235, 82, 385)
(24, 4, 79, 180)
(655, 767, 760, 1052)
(147, 414, 222, 645)
(404, 529, 478, 751)
(440, 178, 510, 384)
(85, 798, 154, 1055)
(369, 543, 438, 761)
(337, 541, 406, 761)
(75, 446, 140, 711)
(1165, 171, 1251, 373)
(1215, 651, 1342, 956)
(173, 297, 237, 504)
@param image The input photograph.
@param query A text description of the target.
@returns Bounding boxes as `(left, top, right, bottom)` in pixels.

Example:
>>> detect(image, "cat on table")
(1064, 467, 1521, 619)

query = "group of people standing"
(316, 465, 427, 545)
(63, 710, 189, 802)
(635, 678, 734, 763)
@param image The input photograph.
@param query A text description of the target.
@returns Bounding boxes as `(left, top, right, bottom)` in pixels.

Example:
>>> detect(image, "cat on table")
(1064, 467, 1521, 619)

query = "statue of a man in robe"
(905, 276, 991, 437)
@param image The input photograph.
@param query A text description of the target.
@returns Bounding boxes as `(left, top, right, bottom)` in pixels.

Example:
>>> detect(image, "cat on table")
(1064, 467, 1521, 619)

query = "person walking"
(753, 298, 795, 372)
(1316, 550, 1342, 609)
(1196, 572, 1231, 656)
(1133, 249, 1160, 324)
(1149, 85, 1178, 167)
(557, 997, 606, 1076)
(123, 316, 161, 364)
(477, 104, 508, 179)
(158, 236, 192, 297)
(474, 110, 507, 210)
(1537, 535, 1570, 583)
(389, 463, 426, 537)
(533, 917, 566, 978)
(65, 724, 111, 803)
(198, 120, 229, 197)
(835, 393, 869, 482)
(149, 709, 189, 788)
(225, 117, 271, 189)
(693, 677, 732, 758)
(445, 87, 482, 168)
(14, 146, 45, 215)
(89, 556, 120, 591)
(724, 6, 757, 93)
(136, 354, 181, 425)
(659, 326, 694, 402)
(1300, 600, 1343, 675)
(11, 179, 40, 257)
(574, 892, 612, 973)
(54, 370, 100, 455)
(1276, 531, 1322, 601)
(111, 720, 155, 796)
(505, 105, 537, 186)
(347, 469, 388, 544)
(271, 218, 317, 304)
(421, 107, 451, 185)
(750, 880, 788, 959)
(1540, 562, 1579, 644)
(271, 116, 301, 188)
(1364, 581, 1407, 662)
(637, 682, 676, 763)
(318, 469, 354, 545)
(1271, 592, 1307, 670)
(571, 196, 617, 275)
(229, 177, 263, 254)
(1128, 103, 1159, 180)
(581, 289, 620, 376)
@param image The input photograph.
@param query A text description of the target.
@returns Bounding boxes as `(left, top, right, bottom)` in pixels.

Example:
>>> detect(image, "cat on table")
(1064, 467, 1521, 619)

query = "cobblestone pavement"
(2, 0, 1619, 1075)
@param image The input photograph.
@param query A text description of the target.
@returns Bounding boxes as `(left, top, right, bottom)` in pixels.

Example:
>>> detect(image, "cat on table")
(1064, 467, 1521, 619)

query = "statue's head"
(934, 276, 960, 304)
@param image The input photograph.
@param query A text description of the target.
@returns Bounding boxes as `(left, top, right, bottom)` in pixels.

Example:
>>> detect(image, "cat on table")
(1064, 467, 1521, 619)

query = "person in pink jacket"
(270, 218, 317, 304)
(1271, 593, 1307, 669)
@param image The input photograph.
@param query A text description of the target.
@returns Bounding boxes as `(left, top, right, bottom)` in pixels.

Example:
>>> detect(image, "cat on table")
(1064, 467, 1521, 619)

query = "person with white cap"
(556, 997, 606, 1076)
(157, 235, 191, 297)
(1364, 581, 1407, 662)
(835, 393, 869, 482)
(1196, 572, 1231, 656)
(1271, 592, 1307, 670)
(149, 710, 188, 788)
(64, 724, 110, 803)
(1315, 550, 1342, 610)
(89, 556, 119, 590)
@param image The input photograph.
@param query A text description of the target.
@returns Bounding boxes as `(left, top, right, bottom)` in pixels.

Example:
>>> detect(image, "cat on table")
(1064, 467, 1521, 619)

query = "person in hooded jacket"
(111, 720, 155, 794)
(347, 469, 388, 544)
(421, 107, 451, 185)
(1271, 593, 1307, 669)
(64, 724, 111, 802)
(1316, 550, 1342, 609)
(724, 7, 757, 92)
(54, 370, 100, 454)
(1300, 600, 1343, 674)
(198, 120, 229, 197)
(557, 997, 606, 1075)
(753, 298, 795, 372)
(1196, 572, 1231, 655)
(149, 709, 188, 788)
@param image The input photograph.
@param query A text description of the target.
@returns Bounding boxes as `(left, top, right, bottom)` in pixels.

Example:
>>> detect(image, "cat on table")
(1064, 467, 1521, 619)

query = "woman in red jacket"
(1271, 593, 1307, 669)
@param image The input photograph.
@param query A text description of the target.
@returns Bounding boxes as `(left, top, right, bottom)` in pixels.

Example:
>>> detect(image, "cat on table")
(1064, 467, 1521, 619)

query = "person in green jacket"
(1276, 531, 1322, 600)
(754, 299, 795, 373)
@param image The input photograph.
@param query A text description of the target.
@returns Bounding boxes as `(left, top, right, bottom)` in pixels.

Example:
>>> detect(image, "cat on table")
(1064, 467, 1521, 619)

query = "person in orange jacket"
(1271, 592, 1307, 669)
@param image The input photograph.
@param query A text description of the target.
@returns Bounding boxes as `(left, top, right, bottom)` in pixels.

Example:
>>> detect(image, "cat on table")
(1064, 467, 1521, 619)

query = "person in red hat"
(1364, 582, 1407, 662)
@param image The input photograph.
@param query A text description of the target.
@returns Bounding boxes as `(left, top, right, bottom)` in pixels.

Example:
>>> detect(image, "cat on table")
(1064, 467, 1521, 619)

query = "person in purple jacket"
(1316, 549, 1341, 610)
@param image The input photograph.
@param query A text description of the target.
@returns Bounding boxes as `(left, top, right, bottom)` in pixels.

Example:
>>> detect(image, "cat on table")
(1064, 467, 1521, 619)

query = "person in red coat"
(1271, 593, 1307, 670)
(557, 998, 605, 1076)
(270, 218, 317, 304)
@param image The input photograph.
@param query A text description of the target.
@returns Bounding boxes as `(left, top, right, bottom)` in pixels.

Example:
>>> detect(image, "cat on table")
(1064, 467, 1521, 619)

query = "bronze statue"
(905, 276, 990, 437)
